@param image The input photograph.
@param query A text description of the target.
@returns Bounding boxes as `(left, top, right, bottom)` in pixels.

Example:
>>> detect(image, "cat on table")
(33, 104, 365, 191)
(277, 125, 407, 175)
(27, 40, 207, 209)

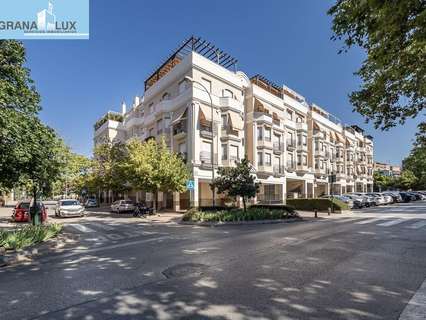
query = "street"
(0, 202, 425, 320)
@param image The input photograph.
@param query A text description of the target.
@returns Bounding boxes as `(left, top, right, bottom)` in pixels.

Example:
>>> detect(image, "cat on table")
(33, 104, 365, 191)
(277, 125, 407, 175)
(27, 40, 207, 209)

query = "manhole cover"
(162, 263, 208, 279)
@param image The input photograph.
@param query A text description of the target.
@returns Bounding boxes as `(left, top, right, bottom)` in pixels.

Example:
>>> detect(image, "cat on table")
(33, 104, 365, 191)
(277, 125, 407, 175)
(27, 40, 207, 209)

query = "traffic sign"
(186, 180, 195, 190)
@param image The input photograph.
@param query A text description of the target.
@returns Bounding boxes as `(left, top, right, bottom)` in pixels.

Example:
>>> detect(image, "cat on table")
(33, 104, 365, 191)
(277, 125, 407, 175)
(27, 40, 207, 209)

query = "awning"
(272, 112, 280, 121)
(346, 138, 354, 146)
(171, 107, 187, 124)
(335, 131, 344, 143)
(229, 112, 244, 130)
(199, 104, 213, 122)
(254, 98, 269, 114)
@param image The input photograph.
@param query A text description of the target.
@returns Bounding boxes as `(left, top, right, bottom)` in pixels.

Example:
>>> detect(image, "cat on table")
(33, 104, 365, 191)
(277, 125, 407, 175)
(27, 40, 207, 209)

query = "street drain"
(162, 263, 208, 279)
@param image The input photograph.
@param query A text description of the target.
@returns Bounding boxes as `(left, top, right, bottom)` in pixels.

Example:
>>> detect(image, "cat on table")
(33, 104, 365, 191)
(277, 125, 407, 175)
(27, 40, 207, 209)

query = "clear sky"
(23, 0, 422, 165)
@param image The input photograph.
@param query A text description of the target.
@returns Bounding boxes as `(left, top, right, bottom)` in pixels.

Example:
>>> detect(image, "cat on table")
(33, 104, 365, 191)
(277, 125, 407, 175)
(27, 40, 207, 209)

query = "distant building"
(374, 162, 401, 177)
(37, 1, 56, 31)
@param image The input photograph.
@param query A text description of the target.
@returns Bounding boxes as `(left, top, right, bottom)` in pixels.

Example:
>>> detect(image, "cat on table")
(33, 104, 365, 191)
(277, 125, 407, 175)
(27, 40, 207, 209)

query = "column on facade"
(173, 192, 180, 211)
(190, 177, 199, 208)
(281, 178, 287, 204)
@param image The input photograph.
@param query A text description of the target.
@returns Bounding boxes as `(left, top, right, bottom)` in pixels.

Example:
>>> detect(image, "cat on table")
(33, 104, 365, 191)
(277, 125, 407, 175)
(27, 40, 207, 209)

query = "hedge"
(286, 198, 349, 212)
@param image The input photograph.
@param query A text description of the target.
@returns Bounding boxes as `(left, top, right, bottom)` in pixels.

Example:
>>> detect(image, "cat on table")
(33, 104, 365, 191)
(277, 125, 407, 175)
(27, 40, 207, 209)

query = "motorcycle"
(133, 202, 154, 217)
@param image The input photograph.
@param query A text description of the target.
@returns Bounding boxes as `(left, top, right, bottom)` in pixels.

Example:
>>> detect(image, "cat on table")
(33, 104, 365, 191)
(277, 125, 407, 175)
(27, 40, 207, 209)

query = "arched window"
(222, 89, 233, 98)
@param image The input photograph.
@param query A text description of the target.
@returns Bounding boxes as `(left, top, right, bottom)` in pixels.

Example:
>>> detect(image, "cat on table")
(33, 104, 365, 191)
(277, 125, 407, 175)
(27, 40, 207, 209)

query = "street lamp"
(184, 76, 216, 207)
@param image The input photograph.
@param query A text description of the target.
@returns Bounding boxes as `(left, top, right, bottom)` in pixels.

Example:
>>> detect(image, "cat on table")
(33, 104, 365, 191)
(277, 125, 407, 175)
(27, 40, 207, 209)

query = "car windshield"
(60, 200, 80, 206)
(18, 202, 30, 209)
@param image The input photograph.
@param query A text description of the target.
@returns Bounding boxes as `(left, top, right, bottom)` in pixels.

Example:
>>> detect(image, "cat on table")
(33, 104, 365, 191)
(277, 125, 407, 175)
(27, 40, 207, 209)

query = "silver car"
(111, 200, 135, 213)
(55, 199, 85, 217)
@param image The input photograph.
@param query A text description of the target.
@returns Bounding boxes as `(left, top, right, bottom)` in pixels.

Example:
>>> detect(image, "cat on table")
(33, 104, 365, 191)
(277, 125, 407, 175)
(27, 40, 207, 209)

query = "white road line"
(333, 218, 365, 223)
(355, 218, 385, 225)
(399, 278, 426, 320)
(377, 219, 408, 227)
(89, 222, 116, 231)
(406, 220, 426, 229)
(68, 224, 96, 233)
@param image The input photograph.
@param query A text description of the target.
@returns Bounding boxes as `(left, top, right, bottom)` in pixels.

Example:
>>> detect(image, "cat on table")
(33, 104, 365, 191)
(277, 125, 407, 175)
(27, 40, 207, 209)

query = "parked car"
(376, 193, 394, 204)
(343, 194, 365, 208)
(12, 201, 48, 222)
(399, 192, 415, 202)
(411, 191, 426, 200)
(407, 192, 422, 201)
(383, 192, 403, 203)
(55, 199, 85, 217)
(111, 200, 135, 213)
(352, 193, 376, 207)
(367, 193, 387, 205)
(85, 199, 98, 208)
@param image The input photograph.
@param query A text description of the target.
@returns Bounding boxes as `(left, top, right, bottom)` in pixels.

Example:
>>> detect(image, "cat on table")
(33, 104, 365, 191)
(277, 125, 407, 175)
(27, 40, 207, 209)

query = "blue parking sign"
(186, 180, 195, 190)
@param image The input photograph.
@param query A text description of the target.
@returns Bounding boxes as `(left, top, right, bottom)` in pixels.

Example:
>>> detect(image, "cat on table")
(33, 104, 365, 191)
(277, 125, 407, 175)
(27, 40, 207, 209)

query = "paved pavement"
(0, 202, 425, 319)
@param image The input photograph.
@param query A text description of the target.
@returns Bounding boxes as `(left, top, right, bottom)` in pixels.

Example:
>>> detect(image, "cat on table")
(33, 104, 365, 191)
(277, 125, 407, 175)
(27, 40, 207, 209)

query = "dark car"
(12, 201, 48, 222)
(400, 192, 415, 202)
(407, 192, 422, 201)
(383, 192, 403, 203)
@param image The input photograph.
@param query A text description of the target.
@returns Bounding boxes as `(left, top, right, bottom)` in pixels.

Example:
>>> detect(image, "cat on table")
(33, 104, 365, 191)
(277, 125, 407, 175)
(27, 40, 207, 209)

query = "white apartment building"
(93, 37, 374, 209)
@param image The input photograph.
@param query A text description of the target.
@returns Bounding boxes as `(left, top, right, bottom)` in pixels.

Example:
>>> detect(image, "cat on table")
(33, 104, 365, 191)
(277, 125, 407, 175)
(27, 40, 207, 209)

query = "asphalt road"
(0, 202, 425, 320)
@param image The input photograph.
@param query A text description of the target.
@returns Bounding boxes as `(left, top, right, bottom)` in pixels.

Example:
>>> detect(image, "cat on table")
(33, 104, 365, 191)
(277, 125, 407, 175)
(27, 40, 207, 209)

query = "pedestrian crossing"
(330, 216, 426, 230)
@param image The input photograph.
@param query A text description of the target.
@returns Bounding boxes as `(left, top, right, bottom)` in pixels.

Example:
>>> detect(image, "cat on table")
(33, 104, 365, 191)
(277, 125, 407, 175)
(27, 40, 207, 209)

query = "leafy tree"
(0, 40, 43, 190)
(403, 123, 426, 189)
(395, 170, 418, 190)
(328, 1, 426, 130)
(373, 171, 394, 191)
(212, 158, 259, 212)
(125, 138, 189, 212)
(91, 142, 130, 202)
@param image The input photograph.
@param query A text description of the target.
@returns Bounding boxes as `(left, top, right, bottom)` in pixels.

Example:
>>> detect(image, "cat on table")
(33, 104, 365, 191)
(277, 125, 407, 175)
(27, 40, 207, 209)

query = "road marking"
(332, 218, 364, 223)
(377, 219, 407, 227)
(399, 278, 426, 320)
(89, 222, 116, 231)
(406, 220, 426, 229)
(355, 218, 384, 225)
(68, 224, 96, 233)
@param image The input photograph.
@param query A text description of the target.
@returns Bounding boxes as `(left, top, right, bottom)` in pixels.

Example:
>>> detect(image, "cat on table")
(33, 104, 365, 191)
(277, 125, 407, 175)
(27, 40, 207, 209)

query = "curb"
(0, 231, 79, 267)
(179, 216, 303, 227)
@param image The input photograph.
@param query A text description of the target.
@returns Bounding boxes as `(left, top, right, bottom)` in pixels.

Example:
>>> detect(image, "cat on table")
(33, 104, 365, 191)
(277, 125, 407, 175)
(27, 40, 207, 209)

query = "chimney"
(121, 101, 127, 115)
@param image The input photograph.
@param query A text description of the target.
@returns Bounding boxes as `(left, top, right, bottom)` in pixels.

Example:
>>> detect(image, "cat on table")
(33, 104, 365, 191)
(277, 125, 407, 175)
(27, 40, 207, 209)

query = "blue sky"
(23, 0, 422, 165)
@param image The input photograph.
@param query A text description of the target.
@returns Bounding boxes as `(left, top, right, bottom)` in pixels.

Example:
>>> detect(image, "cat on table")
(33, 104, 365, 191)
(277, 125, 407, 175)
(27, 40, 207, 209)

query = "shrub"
(0, 224, 63, 251)
(286, 198, 348, 212)
(250, 204, 295, 214)
(182, 206, 299, 222)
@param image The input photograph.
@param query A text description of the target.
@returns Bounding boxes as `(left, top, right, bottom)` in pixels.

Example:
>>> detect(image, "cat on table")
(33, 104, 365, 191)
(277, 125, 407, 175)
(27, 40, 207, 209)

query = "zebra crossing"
(332, 216, 426, 230)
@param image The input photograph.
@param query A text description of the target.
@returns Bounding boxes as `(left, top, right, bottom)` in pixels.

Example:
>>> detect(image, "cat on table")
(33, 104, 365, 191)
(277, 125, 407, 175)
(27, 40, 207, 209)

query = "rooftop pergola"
(250, 74, 283, 99)
(144, 36, 239, 91)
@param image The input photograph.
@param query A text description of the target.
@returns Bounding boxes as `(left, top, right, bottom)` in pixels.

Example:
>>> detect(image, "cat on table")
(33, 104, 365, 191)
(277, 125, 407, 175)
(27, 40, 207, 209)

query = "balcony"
(273, 165, 286, 176)
(286, 163, 296, 172)
(200, 124, 213, 139)
(314, 149, 325, 157)
(296, 122, 308, 132)
(273, 142, 285, 153)
(257, 164, 273, 174)
(336, 173, 346, 181)
(286, 139, 296, 151)
(314, 167, 326, 175)
(296, 143, 308, 152)
(173, 123, 187, 139)
(296, 164, 309, 173)
(257, 138, 273, 149)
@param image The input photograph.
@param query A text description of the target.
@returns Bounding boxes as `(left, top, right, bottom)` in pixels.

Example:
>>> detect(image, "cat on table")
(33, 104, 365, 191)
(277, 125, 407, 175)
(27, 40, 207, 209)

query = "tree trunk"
(32, 187, 37, 226)
(153, 191, 158, 213)
(242, 196, 247, 212)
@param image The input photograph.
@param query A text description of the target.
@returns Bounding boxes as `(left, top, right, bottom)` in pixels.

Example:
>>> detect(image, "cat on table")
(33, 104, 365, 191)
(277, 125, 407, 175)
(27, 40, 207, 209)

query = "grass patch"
(0, 224, 63, 251)
(182, 206, 298, 223)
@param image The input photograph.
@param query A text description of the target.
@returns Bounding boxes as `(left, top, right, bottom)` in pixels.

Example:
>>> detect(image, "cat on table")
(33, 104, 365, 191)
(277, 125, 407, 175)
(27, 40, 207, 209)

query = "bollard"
(328, 207, 331, 216)
(314, 209, 318, 218)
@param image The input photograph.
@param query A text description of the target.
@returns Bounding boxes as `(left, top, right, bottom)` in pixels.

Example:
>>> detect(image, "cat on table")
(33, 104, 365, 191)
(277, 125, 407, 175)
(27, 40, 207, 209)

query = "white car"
(111, 200, 135, 213)
(55, 199, 85, 217)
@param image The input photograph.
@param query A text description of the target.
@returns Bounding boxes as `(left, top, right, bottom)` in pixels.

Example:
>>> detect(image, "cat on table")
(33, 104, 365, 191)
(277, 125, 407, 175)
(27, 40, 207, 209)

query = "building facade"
(374, 162, 401, 177)
(93, 37, 374, 209)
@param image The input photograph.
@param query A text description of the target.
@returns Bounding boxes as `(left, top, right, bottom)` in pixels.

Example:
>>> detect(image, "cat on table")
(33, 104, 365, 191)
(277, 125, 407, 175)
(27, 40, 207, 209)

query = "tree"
(402, 123, 426, 190)
(328, 1, 426, 130)
(125, 138, 189, 212)
(0, 40, 42, 190)
(395, 170, 418, 190)
(91, 142, 130, 202)
(212, 158, 259, 212)
(373, 171, 394, 191)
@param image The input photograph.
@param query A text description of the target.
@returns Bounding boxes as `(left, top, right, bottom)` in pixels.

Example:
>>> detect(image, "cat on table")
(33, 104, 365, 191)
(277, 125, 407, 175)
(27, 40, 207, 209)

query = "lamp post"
(184, 76, 216, 207)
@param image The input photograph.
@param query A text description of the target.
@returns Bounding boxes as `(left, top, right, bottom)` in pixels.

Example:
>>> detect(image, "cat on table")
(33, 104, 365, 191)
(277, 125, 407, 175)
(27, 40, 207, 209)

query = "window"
(296, 116, 304, 123)
(201, 141, 212, 163)
(297, 154, 302, 166)
(273, 134, 281, 144)
(287, 153, 294, 167)
(221, 115, 228, 129)
(257, 152, 263, 166)
(303, 135, 307, 146)
(230, 145, 239, 161)
(297, 134, 302, 146)
(286, 109, 293, 121)
(201, 78, 212, 93)
(303, 155, 307, 166)
(257, 127, 263, 140)
(264, 127, 271, 141)
(156, 119, 163, 132)
(178, 142, 186, 154)
(161, 92, 170, 101)
(288, 132, 294, 145)
(274, 156, 281, 167)
(265, 153, 272, 166)
(221, 144, 228, 160)
(222, 89, 233, 98)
